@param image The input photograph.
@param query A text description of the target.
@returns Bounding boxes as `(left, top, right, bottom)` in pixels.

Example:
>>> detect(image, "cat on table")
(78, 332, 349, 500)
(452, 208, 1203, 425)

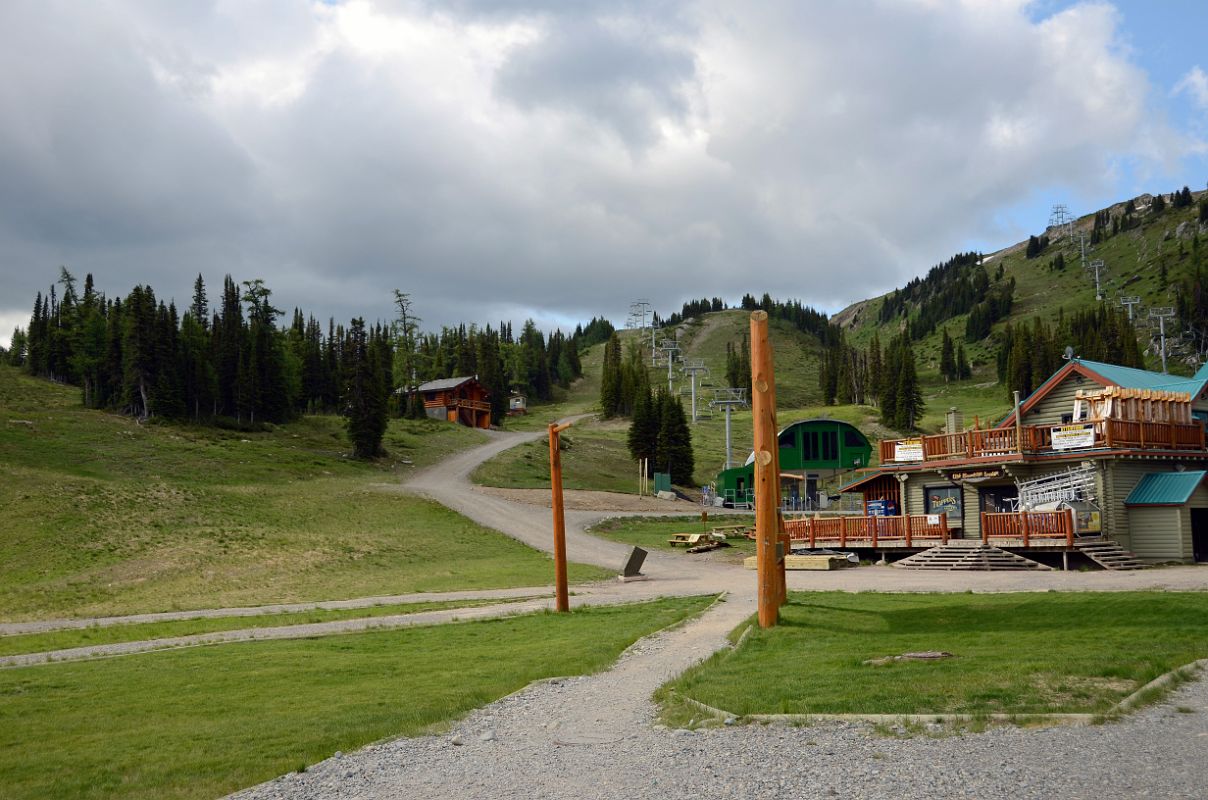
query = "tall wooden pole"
(750, 311, 783, 628)
(549, 421, 573, 612)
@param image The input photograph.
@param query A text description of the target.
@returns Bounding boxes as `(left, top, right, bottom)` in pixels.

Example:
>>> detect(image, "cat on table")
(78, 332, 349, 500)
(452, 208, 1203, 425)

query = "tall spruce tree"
(599, 332, 622, 418)
(344, 317, 388, 458)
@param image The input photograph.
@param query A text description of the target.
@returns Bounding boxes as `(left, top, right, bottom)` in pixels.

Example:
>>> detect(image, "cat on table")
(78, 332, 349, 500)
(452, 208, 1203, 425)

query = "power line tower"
(1119, 296, 1142, 321)
(626, 299, 653, 360)
(710, 388, 749, 469)
(1149, 307, 1176, 373)
(1049, 203, 1075, 241)
(1086, 259, 1106, 301)
(680, 359, 710, 423)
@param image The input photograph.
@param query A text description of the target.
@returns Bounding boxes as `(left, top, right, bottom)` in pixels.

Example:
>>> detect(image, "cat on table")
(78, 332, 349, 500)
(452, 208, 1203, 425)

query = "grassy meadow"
(0, 366, 610, 621)
(662, 592, 1208, 718)
(0, 596, 714, 800)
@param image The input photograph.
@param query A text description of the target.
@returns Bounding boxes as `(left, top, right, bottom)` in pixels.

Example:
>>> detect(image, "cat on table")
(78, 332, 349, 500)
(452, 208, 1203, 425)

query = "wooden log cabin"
(831, 358, 1208, 564)
(413, 376, 492, 429)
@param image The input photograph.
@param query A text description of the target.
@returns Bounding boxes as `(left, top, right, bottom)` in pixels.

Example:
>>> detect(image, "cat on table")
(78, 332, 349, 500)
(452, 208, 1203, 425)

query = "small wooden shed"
(414, 376, 491, 429)
(1124, 471, 1208, 562)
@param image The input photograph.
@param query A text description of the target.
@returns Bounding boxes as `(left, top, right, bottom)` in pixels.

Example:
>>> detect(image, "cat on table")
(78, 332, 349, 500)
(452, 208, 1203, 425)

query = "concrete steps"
(892, 544, 1052, 571)
(1073, 538, 1147, 570)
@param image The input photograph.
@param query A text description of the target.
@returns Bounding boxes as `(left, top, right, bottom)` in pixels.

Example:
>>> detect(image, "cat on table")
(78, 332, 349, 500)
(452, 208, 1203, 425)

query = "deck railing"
(879, 418, 1206, 464)
(980, 510, 1074, 547)
(783, 514, 949, 548)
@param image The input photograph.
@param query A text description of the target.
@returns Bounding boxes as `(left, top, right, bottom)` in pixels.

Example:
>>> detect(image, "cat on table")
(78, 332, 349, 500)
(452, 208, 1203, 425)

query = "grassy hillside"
(0, 366, 610, 620)
(840, 191, 1208, 401)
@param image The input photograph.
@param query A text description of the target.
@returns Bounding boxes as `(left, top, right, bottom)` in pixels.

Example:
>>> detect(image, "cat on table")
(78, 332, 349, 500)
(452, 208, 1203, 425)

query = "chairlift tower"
(1149, 307, 1176, 373)
(626, 299, 652, 359)
(1119, 296, 1142, 321)
(1087, 259, 1106, 301)
(710, 388, 748, 469)
(680, 359, 710, 423)
(655, 338, 680, 393)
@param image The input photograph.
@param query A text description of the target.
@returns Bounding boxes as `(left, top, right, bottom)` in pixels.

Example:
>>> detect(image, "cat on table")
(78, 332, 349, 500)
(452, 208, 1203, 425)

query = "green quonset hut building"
(716, 418, 872, 509)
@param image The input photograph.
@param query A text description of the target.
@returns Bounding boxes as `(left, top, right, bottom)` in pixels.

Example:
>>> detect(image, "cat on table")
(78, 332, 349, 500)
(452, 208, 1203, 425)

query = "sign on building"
(1050, 424, 1096, 451)
(894, 438, 924, 461)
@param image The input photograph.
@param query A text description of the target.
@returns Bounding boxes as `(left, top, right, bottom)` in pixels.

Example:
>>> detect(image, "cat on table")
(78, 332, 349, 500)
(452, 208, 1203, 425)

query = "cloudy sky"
(2, 0, 1207, 348)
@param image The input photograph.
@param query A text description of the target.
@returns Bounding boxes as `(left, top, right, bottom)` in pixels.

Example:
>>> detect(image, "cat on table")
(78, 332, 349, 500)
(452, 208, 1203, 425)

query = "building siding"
(1024, 374, 1098, 427)
(1129, 507, 1185, 562)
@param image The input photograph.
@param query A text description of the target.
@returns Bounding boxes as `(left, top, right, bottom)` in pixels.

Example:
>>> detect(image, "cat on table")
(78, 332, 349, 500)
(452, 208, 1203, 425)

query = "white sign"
(926, 514, 941, 526)
(894, 439, 924, 461)
(1050, 424, 1095, 451)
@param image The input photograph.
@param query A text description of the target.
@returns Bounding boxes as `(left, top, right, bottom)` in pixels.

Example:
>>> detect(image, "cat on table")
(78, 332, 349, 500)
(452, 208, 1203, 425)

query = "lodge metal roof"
(416, 376, 476, 392)
(1124, 470, 1208, 506)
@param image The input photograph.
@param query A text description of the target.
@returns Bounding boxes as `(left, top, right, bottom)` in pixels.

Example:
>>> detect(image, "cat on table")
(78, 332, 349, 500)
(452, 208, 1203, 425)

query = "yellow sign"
(894, 438, 924, 461)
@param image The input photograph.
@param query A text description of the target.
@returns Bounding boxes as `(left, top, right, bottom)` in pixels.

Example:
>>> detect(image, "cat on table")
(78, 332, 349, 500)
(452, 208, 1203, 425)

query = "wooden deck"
(786, 510, 1077, 549)
(879, 418, 1205, 465)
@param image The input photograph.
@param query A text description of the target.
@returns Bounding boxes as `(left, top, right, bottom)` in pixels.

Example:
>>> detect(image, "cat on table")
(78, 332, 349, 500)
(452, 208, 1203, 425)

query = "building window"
(804, 431, 818, 461)
(778, 428, 796, 448)
(925, 485, 962, 521)
(821, 430, 838, 461)
(844, 429, 864, 448)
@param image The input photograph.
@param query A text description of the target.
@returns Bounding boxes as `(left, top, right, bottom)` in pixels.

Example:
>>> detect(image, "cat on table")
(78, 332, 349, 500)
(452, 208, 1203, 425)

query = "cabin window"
(844, 429, 864, 448)
(925, 485, 962, 520)
(778, 428, 796, 448)
(1061, 413, 1073, 424)
(821, 431, 838, 461)
(804, 431, 819, 461)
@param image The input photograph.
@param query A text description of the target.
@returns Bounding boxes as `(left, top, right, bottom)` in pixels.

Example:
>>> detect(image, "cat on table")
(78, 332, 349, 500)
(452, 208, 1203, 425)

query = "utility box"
(654, 472, 672, 494)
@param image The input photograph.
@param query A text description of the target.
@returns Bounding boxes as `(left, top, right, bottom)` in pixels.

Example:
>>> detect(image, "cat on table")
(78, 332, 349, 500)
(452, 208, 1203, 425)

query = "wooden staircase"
(893, 543, 1052, 571)
(1073, 538, 1147, 570)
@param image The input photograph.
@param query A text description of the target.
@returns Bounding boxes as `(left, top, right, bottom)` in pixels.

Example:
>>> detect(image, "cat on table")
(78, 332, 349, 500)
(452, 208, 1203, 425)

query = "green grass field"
(0, 366, 610, 621)
(662, 592, 1208, 718)
(0, 596, 713, 800)
(0, 596, 543, 657)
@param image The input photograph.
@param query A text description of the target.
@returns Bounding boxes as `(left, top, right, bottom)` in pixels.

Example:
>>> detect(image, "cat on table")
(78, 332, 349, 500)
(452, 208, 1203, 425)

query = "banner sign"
(894, 439, 924, 461)
(1050, 424, 1095, 451)
(950, 468, 1004, 481)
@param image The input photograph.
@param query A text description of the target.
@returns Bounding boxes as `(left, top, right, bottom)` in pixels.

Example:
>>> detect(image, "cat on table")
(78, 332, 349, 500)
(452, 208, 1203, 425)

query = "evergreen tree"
(891, 336, 924, 431)
(656, 390, 694, 485)
(344, 318, 388, 458)
(955, 341, 971, 380)
(939, 329, 955, 381)
(626, 383, 658, 474)
(599, 332, 622, 418)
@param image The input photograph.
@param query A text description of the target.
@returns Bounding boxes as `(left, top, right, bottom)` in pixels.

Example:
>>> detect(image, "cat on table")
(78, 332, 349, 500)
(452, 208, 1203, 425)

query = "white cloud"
(1174, 65, 1208, 110)
(0, 0, 1194, 333)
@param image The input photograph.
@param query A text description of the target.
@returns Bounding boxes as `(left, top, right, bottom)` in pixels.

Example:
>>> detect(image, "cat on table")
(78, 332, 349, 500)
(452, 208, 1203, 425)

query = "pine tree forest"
(11, 270, 587, 455)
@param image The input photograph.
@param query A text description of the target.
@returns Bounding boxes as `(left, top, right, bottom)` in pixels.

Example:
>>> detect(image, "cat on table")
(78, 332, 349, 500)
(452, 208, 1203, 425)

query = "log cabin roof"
(416, 376, 478, 393)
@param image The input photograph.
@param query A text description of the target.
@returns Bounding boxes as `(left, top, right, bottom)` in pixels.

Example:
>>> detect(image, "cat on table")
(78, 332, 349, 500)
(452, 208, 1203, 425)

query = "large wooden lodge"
(790, 358, 1208, 566)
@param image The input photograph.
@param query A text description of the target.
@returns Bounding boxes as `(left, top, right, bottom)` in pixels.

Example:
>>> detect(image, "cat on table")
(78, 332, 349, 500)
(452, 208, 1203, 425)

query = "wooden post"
(750, 311, 782, 627)
(1066, 508, 1075, 549)
(981, 512, 989, 544)
(940, 513, 949, 545)
(1020, 509, 1030, 548)
(548, 421, 573, 613)
(904, 513, 913, 548)
(840, 516, 848, 548)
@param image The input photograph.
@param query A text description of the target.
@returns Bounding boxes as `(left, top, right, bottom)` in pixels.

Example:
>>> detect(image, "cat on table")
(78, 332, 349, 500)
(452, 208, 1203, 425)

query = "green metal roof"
(1076, 359, 1208, 396)
(1124, 471, 1208, 506)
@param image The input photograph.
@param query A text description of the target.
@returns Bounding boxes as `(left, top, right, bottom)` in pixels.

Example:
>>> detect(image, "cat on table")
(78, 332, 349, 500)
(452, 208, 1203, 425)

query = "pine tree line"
(665, 297, 727, 326)
(599, 333, 651, 419)
(12, 270, 591, 454)
(994, 306, 1144, 401)
(627, 386, 694, 485)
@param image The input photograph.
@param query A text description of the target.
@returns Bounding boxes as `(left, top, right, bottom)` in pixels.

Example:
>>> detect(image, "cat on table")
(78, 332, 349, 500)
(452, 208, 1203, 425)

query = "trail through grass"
(0, 596, 543, 656)
(0, 596, 713, 800)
